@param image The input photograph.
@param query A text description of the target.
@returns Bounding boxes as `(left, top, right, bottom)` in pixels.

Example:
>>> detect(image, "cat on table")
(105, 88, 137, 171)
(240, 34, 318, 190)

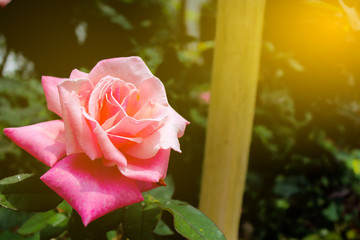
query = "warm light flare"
(263, 0, 360, 104)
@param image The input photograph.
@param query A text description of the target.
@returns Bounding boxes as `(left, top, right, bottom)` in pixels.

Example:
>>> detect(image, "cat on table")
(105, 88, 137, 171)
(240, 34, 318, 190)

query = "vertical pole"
(199, 1, 266, 239)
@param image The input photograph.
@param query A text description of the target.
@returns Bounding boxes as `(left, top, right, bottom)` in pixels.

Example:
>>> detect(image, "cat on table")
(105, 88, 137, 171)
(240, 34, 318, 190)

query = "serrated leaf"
(162, 200, 225, 240)
(123, 202, 162, 240)
(0, 174, 63, 212)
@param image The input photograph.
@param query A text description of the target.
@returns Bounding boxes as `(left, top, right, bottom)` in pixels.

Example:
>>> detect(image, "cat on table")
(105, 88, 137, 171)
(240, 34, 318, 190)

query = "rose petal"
(40, 154, 143, 226)
(123, 131, 161, 159)
(87, 76, 131, 123)
(107, 116, 163, 139)
(136, 181, 160, 192)
(157, 107, 189, 151)
(70, 69, 89, 79)
(108, 134, 142, 149)
(101, 107, 126, 131)
(62, 92, 102, 159)
(58, 78, 94, 110)
(133, 100, 168, 121)
(41, 76, 64, 116)
(123, 89, 141, 117)
(110, 79, 134, 107)
(84, 112, 127, 168)
(96, 80, 129, 127)
(119, 149, 171, 183)
(88, 76, 114, 120)
(89, 57, 154, 86)
(4, 120, 66, 167)
(124, 77, 168, 117)
(124, 107, 189, 159)
(58, 79, 101, 158)
(138, 77, 168, 106)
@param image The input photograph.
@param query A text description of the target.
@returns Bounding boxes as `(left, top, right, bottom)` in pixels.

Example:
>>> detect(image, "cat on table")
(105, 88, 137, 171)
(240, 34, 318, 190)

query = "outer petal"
(136, 181, 160, 192)
(124, 107, 189, 159)
(41, 154, 143, 226)
(58, 79, 101, 158)
(138, 77, 168, 106)
(58, 78, 94, 110)
(63, 92, 102, 159)
(41, 76, 64, 116)
(156, 107, 189, 151)
(89, 57, 154, 86)
(4, 120, 66, 167)
(120, 149, 171, 183)
(70, 69, 89, 79)
(133, 100, 167, 121)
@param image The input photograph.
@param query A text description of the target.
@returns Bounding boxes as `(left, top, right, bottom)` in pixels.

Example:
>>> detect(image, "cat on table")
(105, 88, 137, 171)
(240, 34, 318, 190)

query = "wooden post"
(199, 1, 266, 239)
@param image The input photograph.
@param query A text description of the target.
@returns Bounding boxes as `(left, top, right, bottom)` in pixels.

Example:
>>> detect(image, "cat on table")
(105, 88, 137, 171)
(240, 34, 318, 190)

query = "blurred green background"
(1, 0, 360, 239)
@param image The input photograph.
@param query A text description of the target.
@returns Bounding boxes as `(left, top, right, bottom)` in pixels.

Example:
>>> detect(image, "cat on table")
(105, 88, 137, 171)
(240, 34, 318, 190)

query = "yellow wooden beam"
(199, 1, 266, 239)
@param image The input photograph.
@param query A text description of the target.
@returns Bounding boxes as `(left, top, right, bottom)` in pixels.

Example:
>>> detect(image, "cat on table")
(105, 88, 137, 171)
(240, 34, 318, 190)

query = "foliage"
(240, 12, 360, 239)
(2, 0, 360, 239)
(0, 76, 52, 177)
(0, 176, 225, 239)
(0, 173, 62, 211)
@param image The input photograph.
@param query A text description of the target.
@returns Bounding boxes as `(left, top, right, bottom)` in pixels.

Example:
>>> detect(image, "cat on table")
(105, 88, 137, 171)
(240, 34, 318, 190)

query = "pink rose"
(4, 57, 189, 226)
(0, 0, 11, 8)
(199, 91, 211, 104)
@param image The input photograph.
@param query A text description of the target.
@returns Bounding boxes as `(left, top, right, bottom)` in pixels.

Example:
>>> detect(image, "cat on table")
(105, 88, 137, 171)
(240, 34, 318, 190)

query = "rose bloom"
(4, 57, 189, 226)
(0, 0, 11, 8)
(199, 91, 210, 104)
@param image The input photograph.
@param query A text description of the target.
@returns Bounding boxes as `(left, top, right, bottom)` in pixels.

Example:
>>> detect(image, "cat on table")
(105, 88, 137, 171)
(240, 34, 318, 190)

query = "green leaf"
(322, 202, 339, 222)
(122, 202, 162, 240)
(39, 212, 69, 239)
(18, 210, 69, 239)
(106, 230, 117, 240)
(0, 231, 40, 240)
(68, 208, 124, 240)
(96, 2, 133, 30)
(0, 207, 33, 230)
(143, 175, 175, 203)
(17, 210, 56, 235)
(0, 174, 63, 212)
(162, 200, 225, 240)
(154, 219, 174, 236)
(56, 200, 72, 215)
(0, 231, 24, 240)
